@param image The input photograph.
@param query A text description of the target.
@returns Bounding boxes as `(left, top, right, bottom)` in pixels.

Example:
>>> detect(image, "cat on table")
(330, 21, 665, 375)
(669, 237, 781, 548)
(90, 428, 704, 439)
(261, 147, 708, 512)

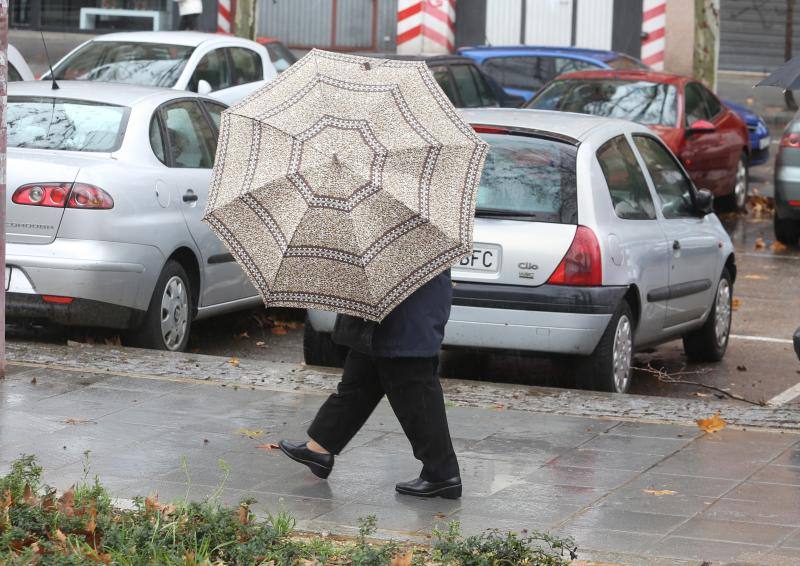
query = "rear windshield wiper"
(475, 208, 537, 219)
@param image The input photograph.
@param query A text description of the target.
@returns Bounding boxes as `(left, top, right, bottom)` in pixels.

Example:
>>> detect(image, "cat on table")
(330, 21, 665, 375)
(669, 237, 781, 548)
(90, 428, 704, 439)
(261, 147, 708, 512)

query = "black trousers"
(307, 350, 460, 482)
(179, 14, 200, 30)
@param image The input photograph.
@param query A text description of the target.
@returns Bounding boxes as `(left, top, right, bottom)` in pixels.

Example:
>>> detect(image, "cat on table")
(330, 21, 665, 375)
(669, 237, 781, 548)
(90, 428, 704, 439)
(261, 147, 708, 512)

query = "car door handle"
(182, 191, 198, 203)
(673, 240, 681, 250)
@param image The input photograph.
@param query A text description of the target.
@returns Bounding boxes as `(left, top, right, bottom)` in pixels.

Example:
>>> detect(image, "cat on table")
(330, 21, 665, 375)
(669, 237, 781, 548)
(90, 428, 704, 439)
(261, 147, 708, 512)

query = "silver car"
(774, 115, 800, 245)
(6, 81, 260, 350)
(306, 109, 736, 393)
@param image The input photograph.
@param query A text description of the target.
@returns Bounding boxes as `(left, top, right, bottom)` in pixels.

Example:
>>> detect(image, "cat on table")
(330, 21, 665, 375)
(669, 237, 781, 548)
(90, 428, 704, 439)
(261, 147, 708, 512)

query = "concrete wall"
(664, 0, 694, 76)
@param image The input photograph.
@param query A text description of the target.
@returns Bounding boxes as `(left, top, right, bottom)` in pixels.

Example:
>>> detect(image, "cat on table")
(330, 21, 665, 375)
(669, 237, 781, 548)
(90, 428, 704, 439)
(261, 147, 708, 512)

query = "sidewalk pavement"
(3, 342, 800, 565)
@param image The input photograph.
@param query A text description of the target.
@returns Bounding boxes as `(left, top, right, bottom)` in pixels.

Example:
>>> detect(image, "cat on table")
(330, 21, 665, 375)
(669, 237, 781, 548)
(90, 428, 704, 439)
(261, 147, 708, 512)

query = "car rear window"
(7, 97, 129, 152)
(527, 78, 678, 127)
(476, 132, 578, 224)
(52, 41, 194, 87)
(606, 55, 648, 70)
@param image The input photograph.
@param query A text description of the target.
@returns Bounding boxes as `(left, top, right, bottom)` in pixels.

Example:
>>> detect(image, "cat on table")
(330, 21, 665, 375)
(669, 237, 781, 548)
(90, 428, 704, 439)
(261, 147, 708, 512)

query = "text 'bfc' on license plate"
(457, 244, 501, 273)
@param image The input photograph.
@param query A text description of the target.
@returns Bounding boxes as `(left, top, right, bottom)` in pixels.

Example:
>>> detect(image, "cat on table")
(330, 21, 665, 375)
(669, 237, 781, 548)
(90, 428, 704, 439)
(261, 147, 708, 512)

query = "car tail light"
(12, 183, 113, 209)
(12, 183, 71, 207)
(547, 226, 603, 286)
(780, 132, 800, 148)
(789, 200, 800, 207)
(472, 125, 509, 135)
(67, 184, 114, 209)
(42, 295, 74, 304)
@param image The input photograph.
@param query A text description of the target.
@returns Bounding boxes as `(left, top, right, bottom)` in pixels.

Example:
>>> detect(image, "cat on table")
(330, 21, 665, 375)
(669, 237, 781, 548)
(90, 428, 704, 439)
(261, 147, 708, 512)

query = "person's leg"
(179, 15, 189, 30)
(306, 350, 384, 455)
(377, 356, 460, 482)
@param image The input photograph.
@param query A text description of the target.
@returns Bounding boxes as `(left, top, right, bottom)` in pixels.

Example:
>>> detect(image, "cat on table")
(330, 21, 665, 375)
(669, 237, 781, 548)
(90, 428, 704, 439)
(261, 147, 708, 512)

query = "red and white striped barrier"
(641, 0, 666, 70)
(217, 0, 233, 34)
(397, 0, 456, 55)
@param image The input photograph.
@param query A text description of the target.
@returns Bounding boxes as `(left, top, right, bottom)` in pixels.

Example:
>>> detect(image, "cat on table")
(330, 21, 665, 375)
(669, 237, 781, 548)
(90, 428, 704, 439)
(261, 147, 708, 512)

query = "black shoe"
(395, 476, 462, 499)
(278, 440, 334, 479)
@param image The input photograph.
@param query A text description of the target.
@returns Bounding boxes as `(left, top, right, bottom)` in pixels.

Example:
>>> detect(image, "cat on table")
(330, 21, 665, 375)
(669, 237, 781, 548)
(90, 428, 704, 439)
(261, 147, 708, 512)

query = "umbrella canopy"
(203, 49, 488, 321)
(756, 55, 800, 90)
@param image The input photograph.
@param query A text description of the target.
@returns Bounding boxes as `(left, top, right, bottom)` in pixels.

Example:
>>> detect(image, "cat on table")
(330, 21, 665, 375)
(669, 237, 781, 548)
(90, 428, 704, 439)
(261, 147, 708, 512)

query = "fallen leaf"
(433, 512, 447, 519)
(643, 488, 677, 496)
(692, 392, 710, 398)
(696, 413, 726, 433)
(236, 428, 263, 439)
(271, 326, 288, 335)
(64, 418, 95, 425)
(229, 357, 240, 367)
(145, 495, 161, 513)
(754, 237, 765, 250)
(237, 331, 250, 339)
(104, 335, 122, 346)
(85, 507, 97, 534)
(732, 298, 742, 310)
(256, 443, 280, 451)
(255, 341, 266, 347)
(391, 551, 414, 566)
(54, 529, 67, 544)
(238, 504, 250, 525)
(22, 484, 37, 506)
(737, 365, 747, 371)
(743, 274, 769, 280)
(30, 377, 37, 385)
(771, 240, 788, 252)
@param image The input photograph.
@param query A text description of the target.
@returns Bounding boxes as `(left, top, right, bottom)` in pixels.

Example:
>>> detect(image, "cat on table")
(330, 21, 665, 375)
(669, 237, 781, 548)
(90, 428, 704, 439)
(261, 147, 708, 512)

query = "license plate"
(759, 136, 771, 150)
(4, 268, 10, 291)
(456, 244, 501, 273)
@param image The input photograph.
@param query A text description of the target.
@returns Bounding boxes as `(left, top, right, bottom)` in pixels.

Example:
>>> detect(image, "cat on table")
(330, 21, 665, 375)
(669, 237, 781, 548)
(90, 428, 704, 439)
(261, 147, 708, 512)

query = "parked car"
(5, 80, 261, 351)
(526, 69, 751, 209)
(458, 45, 770, 165)
(306, 109, 736, 393)
(256, 37, 297, 73)
(774, 116, 800, 244)
(44, 32, 278, 106)
(367, 53, 524, 108)
(9, 45, 35, 81)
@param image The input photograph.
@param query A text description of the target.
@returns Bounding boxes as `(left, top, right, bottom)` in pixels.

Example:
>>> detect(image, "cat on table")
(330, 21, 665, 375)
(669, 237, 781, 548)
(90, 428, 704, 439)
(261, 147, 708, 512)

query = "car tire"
(774, 215, 800, 246)
(131, 260, 193, 352)
(303, 314, 347, 368)
(683, 268, 733, 363)
(577, 300, 635, 394)
(719, 154, 748, 211)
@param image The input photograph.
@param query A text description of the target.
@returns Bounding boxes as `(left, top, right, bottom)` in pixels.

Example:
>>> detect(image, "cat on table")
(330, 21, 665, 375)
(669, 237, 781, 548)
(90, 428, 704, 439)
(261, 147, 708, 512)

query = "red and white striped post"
(397, 0, 456, 55)
(217, 0, 233, 34)
(0, 0, 7, 377)
(641, 0, 666, 70)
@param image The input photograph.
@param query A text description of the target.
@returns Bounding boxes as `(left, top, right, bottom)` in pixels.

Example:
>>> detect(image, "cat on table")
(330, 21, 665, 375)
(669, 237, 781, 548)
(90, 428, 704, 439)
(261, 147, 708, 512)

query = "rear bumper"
(775, 167, 800, 219)
(6, 293, 145, 329)
(5, 238, 164, 314)
(307, 283, 628, 355)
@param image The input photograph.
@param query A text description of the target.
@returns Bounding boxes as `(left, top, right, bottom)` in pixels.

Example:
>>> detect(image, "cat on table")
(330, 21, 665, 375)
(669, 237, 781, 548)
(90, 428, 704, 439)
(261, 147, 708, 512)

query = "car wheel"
(131, 260, 193, 352)
(683, 268, 732, 362)
(303, 314, 347, 368)
(774, 214, 800, 246)
(719, 154, 748, 211)
(578, 300, 634, 394)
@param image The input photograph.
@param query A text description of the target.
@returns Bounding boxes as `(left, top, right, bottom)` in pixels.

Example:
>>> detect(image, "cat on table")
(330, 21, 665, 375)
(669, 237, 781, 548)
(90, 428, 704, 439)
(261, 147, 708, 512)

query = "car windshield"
(527, 79, 678, 127)
(52, 41, 194, 87)
(7, 97, 129, 152)
(476, 132, 578, 223)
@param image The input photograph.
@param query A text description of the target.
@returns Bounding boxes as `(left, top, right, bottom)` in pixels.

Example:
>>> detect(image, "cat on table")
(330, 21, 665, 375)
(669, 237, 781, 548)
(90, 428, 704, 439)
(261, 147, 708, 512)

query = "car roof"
(553, 68, 689, 85)
(89, 31, 257, 48)
(460, 108, 648, 142)
(8, 79, 205, 106)
(458, 45, 627, 63)
(365, 52, 476, 65)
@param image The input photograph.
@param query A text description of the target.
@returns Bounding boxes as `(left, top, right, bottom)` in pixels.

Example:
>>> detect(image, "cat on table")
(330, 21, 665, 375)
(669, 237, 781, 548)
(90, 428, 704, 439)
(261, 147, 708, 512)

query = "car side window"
(189, 48, 231, 93)
(699, 85, 723, 118)
(483, 56, 553, 91)
(264, 43, 295, 72)
(149, 114, 166, 164)
(9, 64, 22, 82)
(684, 82, 710, 126)
(203, 101, 226, 131)
(429, 65, 458, 105)
(468, 66, 497, 107)
(554, 58, 598, 75)
(229, 47, 263, 85)
(162, 100, 217, 169)
(451, 64, 482, 107)
(633, 135, 695, 219)
(596, 135, 657, 220)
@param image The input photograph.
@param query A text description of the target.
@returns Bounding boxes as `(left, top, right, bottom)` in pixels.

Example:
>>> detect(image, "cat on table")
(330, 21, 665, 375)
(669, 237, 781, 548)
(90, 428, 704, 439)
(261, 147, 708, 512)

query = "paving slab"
(3, 345, 800, 564)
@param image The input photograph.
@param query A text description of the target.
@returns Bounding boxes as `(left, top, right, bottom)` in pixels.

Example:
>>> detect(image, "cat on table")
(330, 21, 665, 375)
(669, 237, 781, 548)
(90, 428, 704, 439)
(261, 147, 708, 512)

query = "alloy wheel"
(734, 158, 747, 209)
(714, 279, 732, 348)
(612, 314, 633, 393)
(160, 275, 189, 351)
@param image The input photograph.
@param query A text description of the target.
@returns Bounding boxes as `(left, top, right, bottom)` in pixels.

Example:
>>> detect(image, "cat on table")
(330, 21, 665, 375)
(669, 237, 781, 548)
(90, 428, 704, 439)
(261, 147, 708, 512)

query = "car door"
(699, 84, 743, 196)
(595, 134, 670, 344)
(632, 134, 721, 330)
(157, 98, 250, 307)
(678, 82, 725, 195)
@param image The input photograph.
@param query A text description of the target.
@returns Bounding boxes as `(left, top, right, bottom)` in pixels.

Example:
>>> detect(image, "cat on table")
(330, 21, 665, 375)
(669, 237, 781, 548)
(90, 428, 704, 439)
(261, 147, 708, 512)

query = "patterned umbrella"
(203, 49, 488, 321)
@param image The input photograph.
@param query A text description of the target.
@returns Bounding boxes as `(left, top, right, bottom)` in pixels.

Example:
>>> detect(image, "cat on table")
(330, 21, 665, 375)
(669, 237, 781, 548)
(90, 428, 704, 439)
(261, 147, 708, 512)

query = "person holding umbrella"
(202, 50, 488, 500)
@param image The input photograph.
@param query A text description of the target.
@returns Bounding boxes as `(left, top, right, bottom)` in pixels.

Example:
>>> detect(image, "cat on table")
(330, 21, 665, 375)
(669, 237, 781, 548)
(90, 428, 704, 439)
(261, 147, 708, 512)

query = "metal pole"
(786, 0, 797, 110)
(0, 0, 7, 378)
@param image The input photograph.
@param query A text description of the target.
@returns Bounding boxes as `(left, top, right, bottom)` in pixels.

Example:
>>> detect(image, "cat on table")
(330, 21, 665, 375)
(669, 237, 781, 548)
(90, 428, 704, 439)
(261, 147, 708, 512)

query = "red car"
(526, 69, 750, 209)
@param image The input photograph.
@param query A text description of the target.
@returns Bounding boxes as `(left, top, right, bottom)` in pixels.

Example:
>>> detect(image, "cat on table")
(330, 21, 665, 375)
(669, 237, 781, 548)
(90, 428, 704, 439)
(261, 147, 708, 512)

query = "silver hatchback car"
(6, 81, 261, 350)
(306, 109, 736, 393)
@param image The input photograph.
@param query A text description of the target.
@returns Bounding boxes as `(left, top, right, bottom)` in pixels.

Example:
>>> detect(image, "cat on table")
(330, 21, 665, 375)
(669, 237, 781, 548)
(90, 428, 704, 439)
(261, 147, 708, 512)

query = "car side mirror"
(687, 119, 716, 134)
(695, 188, 714, 215)
(197, 79, 213, 95)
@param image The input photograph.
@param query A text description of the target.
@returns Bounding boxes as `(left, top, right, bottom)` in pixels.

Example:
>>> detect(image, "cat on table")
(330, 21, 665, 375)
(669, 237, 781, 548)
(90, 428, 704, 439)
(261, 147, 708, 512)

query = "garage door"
(720, 0, 800, 72)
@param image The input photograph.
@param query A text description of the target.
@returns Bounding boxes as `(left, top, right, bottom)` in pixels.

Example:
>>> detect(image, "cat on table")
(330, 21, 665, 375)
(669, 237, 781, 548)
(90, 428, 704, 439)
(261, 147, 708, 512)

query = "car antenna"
(40, 31, 59, 90)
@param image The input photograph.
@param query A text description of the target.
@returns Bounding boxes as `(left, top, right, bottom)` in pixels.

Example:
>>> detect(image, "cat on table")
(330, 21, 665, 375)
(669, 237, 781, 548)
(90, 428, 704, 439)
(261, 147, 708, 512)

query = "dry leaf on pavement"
(271, 326, 289, 335)
(754, 237, 765, 250)
(390, 551, 414, 566)
(642, 489, 677, 496)
(696, 413, 726, 433)
(256, 443, 280, 451)
(255, 341, 266, 347)
(229, 357, 240, 367)
(732, 298, 742, 310)
(63, 418, 95, 425)
(771, 240, 788, 252)
(743, 274, 768, 280)
(236, 428, 263, 439)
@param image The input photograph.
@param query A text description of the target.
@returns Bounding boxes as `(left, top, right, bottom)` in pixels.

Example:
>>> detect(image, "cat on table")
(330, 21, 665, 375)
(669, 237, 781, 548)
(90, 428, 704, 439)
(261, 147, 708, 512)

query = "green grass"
(0, 456, 577, 565)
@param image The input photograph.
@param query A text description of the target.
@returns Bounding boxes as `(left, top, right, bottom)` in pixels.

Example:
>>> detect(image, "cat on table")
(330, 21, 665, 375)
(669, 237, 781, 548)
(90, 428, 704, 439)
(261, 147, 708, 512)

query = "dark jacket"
(332, 270, 452, 358)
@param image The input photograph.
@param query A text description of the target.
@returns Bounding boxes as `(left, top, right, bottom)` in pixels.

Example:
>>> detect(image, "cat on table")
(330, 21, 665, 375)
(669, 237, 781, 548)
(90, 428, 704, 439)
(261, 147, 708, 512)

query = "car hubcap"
(734, 159, 747, 209)
(612, 315, 633, 393)
(161, 276, 188, 350)
(714, 279, 732, 348)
